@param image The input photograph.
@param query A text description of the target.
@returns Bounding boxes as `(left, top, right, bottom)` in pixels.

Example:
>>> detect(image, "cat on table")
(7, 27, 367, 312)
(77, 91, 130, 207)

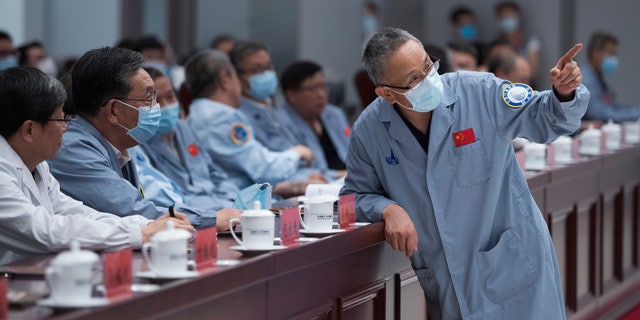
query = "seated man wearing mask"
(582, 32, 640, 123)
(138, 66, 238, 209)
(48, 46, 240, 230)
(185, 50, 317, 197)
(0, 67, 194, 264)
(278, 61, 351, 180)
(230, 41, 328, 186)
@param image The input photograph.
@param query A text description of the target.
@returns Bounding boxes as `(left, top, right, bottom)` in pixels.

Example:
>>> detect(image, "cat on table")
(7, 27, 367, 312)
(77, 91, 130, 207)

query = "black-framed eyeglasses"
(112, 90, 158, 107)
(378, 60, 440, 91)
(47, 114, 74, 126)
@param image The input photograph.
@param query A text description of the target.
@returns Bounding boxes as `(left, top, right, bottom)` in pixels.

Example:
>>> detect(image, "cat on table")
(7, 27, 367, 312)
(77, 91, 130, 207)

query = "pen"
(169, 205, 175, 218)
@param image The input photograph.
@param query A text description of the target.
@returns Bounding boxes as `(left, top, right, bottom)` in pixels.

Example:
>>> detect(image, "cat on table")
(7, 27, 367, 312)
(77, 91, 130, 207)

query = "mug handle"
(229, 218, 243, 246)
(142, 242, 157, 273)
(45, 266, 56, 299)
(298, 205, 310, 230)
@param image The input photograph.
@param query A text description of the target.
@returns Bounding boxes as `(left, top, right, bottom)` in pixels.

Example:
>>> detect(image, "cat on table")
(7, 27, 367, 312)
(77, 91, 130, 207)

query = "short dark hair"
(0, 67, 66, 138)
(447, 41, 478, 61)
(71, 46, 145, 117)
(210, 34, 235, 49)
(17, 41, 44, 66)
(184, 49, 234, 98)
(450, 6, 473, 24)
(588, 32, 618, 59)
(143, 66, 166, 82)
(280, 61, 322, 92)
(495, 1, 521, 15)
(0, 31, 12, 42)
(229, 41, 269, 74)
(136, 36, 164, 52)
(488, 51, 517, 74)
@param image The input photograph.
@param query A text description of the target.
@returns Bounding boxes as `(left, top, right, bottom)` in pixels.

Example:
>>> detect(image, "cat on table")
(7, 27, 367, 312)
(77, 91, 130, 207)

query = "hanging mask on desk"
(233, 182, 272, 210)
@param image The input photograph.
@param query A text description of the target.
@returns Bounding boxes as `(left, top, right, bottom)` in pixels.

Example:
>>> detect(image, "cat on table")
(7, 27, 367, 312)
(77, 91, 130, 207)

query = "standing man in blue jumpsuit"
(342, 28, 589, 319)
(184, 49, 316, 196)
(279, 60, 351, 181)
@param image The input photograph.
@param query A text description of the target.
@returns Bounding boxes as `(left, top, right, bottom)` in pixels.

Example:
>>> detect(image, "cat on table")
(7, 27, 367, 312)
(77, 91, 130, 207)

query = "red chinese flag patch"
(187, 143, 199, 156)
(452, 128, 476, 147)
(344, 126, 351, 137)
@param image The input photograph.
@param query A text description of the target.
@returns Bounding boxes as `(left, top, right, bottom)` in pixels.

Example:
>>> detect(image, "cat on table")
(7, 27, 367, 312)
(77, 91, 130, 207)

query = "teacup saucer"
(229, 245, 287, 256)
(299, 228, 346, 237)
(135, 270, 200, 280)
(38, 297, 109, 308)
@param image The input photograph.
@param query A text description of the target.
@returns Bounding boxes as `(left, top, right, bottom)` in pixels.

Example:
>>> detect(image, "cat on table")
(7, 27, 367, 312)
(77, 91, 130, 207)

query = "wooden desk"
(4, 144, 640, 319)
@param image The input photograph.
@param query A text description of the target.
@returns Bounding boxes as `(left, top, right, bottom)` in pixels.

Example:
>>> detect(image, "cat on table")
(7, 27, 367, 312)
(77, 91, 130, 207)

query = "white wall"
(0, 0, 27, 45)
(47, 0, 120, 60)
(1, 0, 639, 109)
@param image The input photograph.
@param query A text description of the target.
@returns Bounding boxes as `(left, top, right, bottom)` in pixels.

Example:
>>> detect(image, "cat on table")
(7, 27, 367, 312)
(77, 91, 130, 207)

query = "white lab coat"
(0, 137, 149, 265)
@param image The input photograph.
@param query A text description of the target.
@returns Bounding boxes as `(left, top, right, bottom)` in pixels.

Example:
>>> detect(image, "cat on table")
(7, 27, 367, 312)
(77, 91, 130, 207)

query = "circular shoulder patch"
(502, 83, 534, 109)
(229, 123, 250, 145)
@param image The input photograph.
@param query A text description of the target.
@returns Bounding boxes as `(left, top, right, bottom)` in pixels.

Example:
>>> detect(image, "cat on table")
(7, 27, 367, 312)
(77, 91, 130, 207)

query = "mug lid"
(241, 201, 274, 217)
(523, 142, 546, 150)
(553, 135, 572, 144)
(50, 241, 99, 266)
(602, 119, 621, 132)
(306, 194, 339, 204)
(581, 124, 601, 137)
(151, 220, 192, 242)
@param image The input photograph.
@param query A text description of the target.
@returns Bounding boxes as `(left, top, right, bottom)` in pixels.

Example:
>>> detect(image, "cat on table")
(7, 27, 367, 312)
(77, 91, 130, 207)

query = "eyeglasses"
(48, 114, 74, 126)
(113, 91, 158, 108)
(239, 64, 274, 75)
(298, 82, 328, 93)
(378, 60, 440, 91)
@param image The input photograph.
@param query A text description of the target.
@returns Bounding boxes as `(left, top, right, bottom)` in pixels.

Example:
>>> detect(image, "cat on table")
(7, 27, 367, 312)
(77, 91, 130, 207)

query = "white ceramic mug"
(524, 142, 546, 171)
(299, 195, 338, 231)
(602, 120, 621, 151)
(579, 125, 602, 156)
(553, 136, 572, 164)
(142, 221, 192, 277)
(46, 241, 98, 304)
(623, 121, 640, 144)
(229, 201, 275, 249)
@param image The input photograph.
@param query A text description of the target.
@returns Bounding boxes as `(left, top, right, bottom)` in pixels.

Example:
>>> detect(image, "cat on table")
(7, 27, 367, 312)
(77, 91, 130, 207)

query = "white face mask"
(37, 57, 58, 76)
(387, 69, 444, 113)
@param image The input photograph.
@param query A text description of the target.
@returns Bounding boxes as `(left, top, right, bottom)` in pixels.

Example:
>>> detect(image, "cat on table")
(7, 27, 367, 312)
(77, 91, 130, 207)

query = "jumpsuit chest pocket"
(447, 140, 490, 188)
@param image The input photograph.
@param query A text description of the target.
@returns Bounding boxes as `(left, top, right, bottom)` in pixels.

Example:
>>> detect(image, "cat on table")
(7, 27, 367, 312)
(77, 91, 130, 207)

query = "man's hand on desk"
(142, 211, 195, 243)
(381, 204, 418, 257)
(215, 208, 243, 231)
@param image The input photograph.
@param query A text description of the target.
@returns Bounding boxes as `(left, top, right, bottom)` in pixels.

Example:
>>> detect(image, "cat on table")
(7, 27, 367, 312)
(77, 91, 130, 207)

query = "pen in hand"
(169, 204, 175, 218)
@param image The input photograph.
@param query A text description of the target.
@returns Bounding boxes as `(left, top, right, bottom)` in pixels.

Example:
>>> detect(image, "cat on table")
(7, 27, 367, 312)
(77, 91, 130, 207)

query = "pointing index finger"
(556, 43, 583, 68)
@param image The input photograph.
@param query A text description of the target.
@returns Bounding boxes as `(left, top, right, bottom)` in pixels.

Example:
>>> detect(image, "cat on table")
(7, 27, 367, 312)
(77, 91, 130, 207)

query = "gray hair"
(362, 27, 422, 85)
(184, 49, 234, 98)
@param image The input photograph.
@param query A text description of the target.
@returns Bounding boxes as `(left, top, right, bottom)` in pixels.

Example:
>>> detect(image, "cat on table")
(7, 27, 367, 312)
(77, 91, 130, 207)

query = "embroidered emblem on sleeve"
(230, 123, 250, 145)
(502, 83, 534, 109)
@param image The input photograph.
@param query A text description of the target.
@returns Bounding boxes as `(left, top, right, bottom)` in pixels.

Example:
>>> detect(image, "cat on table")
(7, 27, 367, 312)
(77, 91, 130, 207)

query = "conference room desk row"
(3, 144, 640, 320)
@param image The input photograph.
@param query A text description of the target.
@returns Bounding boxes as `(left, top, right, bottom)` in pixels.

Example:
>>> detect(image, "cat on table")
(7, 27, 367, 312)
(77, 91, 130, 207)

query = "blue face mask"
(362, 14, 377, 33)
(459, 24, 477, 41)
(156, 102, 180, 135)
(601, 56, 618, 75)
(117, 100, 161, 144)
(0, 56, 17, 71)
(499, 16, 519, 32)
(388, 68, 444, 113)
(247, 70, 278, 100)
